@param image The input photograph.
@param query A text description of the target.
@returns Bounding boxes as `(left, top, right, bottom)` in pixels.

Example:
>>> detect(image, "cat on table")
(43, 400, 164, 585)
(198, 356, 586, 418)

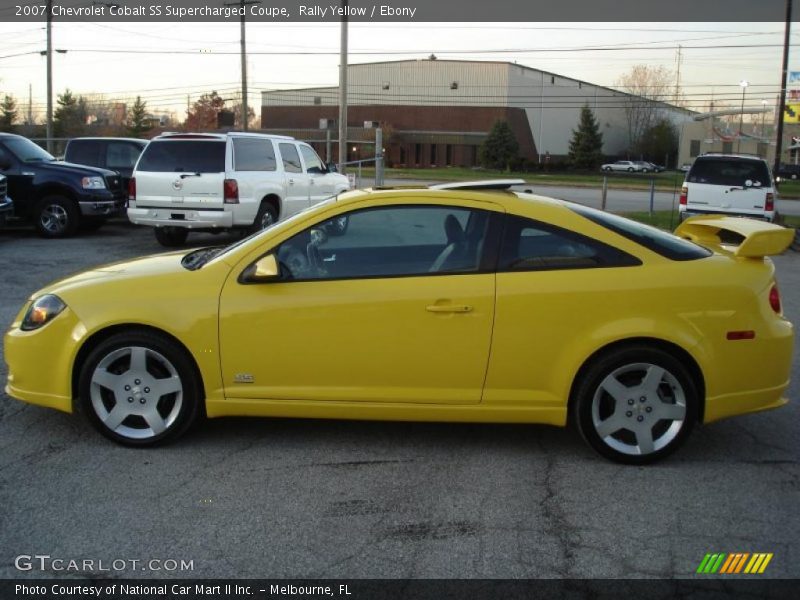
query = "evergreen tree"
(480, 120, 519, 171)
(53, 89, 88, 137)
(126, 96, 151, 137)
(1, 95, 17, 131)
(568, 105, 604, 170)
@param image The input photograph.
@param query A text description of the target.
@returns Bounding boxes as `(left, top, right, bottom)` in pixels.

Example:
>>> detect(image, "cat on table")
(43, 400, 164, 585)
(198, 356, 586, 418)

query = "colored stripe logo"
(696, 553, 773, 574)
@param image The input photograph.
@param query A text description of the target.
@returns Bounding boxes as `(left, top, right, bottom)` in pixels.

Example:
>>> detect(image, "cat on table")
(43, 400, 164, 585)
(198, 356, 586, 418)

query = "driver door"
(218, 203, 501, 405)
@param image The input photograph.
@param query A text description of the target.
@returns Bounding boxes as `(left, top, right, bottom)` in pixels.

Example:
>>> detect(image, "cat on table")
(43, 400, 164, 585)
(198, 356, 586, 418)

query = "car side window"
(499, 215, 638, 271)
(67, 141, 101, 167)
(273, 205, 491, 281)
(298, 144, 325, 174)
(279, 143, 302, 174)
(233, 137, 277, 172)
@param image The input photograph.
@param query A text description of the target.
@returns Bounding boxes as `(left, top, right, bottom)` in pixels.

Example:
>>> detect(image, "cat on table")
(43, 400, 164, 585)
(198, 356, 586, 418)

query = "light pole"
(738, 79, 748, 153)
(761, 99, 769, 158)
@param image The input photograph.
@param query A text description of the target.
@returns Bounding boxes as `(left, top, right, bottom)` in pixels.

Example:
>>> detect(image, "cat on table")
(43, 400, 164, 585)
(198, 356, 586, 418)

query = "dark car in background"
(775, 163, 800, 180)
(0, 133, 126, 237)
(64, 137, 147, 191)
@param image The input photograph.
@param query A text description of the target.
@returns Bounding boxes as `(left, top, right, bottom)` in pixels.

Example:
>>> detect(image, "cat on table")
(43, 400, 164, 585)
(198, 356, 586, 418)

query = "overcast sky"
(0, 21, 797, 121)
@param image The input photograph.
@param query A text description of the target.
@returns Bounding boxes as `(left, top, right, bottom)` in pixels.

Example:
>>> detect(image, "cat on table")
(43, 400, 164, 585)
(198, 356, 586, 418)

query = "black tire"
(35, 195, 80, 238)
(572, 345, 698, 464)
(154, 226, 189, 247)
(252, 202, 278, 233)
(641, 168, 650, 173)
(80, 217, 106, 233)
(792, 174, 797, 180)
(627, 167, 634, 172)
(324, 215, 349, 236)
(602, 167, 611, 172)
(78, 330, 202, 447)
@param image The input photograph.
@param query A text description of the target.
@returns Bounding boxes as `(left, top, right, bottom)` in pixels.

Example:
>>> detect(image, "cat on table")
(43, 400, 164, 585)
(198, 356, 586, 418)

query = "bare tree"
(616, 65, 674, 154)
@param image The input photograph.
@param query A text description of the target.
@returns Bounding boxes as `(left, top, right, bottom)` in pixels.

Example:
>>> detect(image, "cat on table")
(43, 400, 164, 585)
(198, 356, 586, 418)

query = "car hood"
(31, 250, 195, 299)
(29, 160, 116, 178)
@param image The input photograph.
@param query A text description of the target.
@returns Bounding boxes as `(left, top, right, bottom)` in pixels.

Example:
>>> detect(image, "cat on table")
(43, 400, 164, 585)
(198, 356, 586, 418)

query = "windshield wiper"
(181, 247, 224, 271)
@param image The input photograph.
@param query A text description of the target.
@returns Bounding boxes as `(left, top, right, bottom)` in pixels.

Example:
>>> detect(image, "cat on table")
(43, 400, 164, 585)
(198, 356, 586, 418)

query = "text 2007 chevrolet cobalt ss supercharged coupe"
(4, 181, 794, 463)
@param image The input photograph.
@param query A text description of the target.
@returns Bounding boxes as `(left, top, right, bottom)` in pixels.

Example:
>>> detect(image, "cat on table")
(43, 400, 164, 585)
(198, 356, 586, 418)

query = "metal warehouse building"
(261, 59, 694, 167)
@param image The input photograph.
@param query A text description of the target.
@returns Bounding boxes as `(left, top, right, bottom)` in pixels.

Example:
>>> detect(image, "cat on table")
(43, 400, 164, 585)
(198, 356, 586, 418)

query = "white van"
(679, 154, 777, 223)
(128, 132, 350, 246)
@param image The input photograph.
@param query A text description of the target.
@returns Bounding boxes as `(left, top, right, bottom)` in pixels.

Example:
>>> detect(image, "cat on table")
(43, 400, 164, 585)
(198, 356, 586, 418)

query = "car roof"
(696, 153, 768, 162)
(153, 132, 295, 141)
(67, 137, 147, 144)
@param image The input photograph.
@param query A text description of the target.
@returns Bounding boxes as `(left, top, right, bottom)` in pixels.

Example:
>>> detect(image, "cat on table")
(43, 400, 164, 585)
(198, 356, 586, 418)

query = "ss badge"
(233, 373, 255, 384)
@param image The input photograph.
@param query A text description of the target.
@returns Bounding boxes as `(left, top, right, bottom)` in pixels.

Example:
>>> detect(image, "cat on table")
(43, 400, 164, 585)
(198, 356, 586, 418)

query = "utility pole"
(674, 45, 682, 105)
(338, 0, 348, 173)
(28, 83, 32, 125)
(225, 0, 260, 131)
(45, 0, 53, 152)
(774, 0, 793, 174)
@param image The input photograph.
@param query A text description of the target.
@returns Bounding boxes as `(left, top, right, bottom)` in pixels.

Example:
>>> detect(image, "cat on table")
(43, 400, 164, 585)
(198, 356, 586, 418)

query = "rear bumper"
(128, 206, 234, 228)
(679, 208, 775, 222)
(704, 386, 789, 424)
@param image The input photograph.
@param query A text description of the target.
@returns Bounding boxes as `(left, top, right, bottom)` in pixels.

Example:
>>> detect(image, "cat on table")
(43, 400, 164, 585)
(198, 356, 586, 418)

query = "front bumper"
(4, 307, 83, 414)
(128, 206, 234, 229)
(0, 196, 13, 226)
(78, 192, 126, 217)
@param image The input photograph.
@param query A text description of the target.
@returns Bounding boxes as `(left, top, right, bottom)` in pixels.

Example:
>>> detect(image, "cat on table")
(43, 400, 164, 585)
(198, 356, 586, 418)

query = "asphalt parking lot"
(0, 220, 798, 580)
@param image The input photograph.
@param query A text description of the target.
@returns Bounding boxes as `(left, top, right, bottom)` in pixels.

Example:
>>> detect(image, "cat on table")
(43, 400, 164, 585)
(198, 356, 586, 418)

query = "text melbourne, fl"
(299, 5, 417, 18)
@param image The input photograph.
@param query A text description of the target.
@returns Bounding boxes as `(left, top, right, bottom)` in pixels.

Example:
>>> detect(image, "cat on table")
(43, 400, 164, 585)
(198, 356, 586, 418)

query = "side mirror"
(241, 253, 280, 283)
(326, 162, 338, 173)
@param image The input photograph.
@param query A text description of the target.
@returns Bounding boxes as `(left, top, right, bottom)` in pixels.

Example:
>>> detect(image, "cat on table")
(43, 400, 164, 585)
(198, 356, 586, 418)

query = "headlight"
(81, 176, 106, 190)
(21, 295, 66, 331)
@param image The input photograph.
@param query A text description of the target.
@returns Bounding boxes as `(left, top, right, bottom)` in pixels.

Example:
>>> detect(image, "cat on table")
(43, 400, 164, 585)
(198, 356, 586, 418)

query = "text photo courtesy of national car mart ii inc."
(13, 3, 418, 19)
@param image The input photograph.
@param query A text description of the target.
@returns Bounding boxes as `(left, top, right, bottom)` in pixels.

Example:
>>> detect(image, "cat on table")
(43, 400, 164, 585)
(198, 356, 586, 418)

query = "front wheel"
(573, 346, 698, 464)
(35, 195, 80, 238)
(627, 167, 635, 172)
(154, 226, 189, 247)
(78, 331, 202, 446)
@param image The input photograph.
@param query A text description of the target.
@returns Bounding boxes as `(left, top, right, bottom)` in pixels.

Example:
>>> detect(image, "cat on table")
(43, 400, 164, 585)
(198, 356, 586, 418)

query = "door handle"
(288, 179, 295, 185)
(426, 304, 473, 313)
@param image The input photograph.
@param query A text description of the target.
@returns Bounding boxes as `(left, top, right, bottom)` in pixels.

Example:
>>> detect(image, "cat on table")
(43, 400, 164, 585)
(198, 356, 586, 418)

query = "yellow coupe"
(4, 181, 794, 463)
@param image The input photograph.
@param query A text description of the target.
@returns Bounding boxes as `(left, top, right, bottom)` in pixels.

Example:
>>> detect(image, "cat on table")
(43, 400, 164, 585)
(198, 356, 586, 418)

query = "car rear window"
(568, 204, 711, 261)
(136, 140, 226, 173)
(65, 140, 101, 166)
(688, 158, 771, 187)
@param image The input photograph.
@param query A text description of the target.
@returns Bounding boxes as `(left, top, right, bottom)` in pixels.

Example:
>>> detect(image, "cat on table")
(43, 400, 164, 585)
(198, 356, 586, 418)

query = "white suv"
(128, 132, 350, 246)
(679, 154, 777, 223)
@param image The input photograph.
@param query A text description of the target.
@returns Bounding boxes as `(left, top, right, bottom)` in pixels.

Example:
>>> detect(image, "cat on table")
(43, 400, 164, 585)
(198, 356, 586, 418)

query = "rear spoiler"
(674, 215, 794, 258)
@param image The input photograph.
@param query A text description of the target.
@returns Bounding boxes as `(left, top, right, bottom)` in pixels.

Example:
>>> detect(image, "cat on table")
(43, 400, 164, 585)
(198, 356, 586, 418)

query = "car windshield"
(568, 203, 712, 261)
(187, 196, 342, 270)
(4, 137, 55, 162)
(688, 158, 771, 187)
(137, 140, 226, 173)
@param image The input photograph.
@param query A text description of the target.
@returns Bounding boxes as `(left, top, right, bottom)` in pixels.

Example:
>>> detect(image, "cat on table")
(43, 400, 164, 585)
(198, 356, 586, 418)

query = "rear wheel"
(35, 195, 79, 238)
(252, 202, 278, 233)
(573, 346, 698, 464)
(154, 226, 189, 247)
(78, 331, 202, 446)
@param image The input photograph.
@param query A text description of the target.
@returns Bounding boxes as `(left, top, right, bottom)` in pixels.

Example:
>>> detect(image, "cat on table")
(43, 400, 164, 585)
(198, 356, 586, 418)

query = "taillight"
(769, 284, 781, 314)
(679, 185, 687, 206)
(128, 177, 136, 201)
(765, 192, 774, 212)
(223, 179, 239, 204)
